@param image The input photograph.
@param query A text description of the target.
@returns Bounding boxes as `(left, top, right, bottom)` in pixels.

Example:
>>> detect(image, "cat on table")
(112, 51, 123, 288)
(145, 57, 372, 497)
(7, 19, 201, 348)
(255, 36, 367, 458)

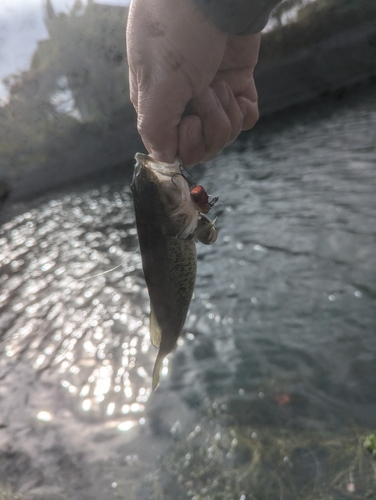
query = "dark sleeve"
(191, 0, 282, 35)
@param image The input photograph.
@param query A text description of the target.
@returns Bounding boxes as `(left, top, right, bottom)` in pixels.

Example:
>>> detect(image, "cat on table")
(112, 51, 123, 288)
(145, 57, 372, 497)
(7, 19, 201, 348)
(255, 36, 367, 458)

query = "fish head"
(131, 153, 198, 238)
(131, 153, 161, 217)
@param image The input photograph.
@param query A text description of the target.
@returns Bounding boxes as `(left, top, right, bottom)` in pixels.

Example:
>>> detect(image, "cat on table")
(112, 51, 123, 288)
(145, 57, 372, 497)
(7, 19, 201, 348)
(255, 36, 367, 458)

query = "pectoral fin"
(150, 306, 162, 348)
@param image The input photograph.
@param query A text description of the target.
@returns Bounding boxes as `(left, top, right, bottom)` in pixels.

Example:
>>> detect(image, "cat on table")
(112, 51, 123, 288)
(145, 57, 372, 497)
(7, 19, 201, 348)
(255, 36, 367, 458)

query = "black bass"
(131, 153, 217, 390)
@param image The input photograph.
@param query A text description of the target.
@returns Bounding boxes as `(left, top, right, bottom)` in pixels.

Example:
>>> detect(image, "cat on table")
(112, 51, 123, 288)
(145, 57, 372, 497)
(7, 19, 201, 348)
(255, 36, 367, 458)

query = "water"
(0, 86, 376, 499)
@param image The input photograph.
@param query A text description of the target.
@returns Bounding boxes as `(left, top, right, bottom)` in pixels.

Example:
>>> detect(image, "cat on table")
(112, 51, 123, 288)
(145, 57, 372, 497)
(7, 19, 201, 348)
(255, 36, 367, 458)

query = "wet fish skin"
(131, 154, 198, 390)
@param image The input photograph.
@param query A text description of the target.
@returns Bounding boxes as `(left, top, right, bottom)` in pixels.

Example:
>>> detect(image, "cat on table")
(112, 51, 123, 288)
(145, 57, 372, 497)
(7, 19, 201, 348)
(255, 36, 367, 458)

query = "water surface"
(0, 86, 376, 499)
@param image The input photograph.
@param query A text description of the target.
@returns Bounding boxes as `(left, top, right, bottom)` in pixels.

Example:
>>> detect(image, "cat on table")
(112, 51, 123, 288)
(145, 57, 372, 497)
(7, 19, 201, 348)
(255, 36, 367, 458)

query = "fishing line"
(60, 246, 140, 290)
(0, 247, 141, 351)
(78, 246, 140, 282)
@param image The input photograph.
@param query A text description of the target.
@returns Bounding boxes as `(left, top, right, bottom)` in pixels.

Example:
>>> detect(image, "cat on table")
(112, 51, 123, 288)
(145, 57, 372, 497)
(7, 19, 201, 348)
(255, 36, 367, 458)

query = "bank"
(3, 18, 376, 205)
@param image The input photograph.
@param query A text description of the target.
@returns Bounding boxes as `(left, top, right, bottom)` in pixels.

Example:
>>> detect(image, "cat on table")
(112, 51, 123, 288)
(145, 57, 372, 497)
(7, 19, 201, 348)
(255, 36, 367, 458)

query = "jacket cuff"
(192, 0, 281, 35)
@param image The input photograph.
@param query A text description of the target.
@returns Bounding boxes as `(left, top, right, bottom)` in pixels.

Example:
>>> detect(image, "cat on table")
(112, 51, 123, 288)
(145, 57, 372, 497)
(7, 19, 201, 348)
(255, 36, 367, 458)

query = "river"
(0, 85, 375, 499)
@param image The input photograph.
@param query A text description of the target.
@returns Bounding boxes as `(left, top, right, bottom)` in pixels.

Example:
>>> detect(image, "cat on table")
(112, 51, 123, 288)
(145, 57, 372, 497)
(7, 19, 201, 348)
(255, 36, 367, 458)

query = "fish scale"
(131, 153, 217, 390)
(150, 234, 197, 389)
(131, 154, 198, 390)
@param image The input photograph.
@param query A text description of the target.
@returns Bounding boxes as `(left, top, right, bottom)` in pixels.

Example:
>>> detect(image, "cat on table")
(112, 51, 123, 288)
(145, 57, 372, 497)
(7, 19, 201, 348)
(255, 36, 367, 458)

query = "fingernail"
(188, 118, 202, 146)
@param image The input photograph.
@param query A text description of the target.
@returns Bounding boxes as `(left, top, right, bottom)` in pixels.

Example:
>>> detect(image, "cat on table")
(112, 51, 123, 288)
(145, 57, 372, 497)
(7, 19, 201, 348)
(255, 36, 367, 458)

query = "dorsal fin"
(149, 306, 162, 348)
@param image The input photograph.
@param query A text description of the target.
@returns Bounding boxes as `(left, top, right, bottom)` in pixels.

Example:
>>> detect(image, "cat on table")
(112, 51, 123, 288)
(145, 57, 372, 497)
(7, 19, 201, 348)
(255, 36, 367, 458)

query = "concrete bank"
(255, 20, 376, 115)
(4, 21, 376, 204)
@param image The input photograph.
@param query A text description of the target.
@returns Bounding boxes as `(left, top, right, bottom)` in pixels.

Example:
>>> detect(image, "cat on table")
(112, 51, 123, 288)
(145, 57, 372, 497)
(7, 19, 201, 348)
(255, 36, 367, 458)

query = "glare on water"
(0, 86, 376, 498)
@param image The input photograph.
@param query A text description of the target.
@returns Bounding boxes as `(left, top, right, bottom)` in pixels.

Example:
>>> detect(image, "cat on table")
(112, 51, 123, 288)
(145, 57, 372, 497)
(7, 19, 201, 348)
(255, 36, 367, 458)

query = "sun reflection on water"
(0, 185, 161, 430)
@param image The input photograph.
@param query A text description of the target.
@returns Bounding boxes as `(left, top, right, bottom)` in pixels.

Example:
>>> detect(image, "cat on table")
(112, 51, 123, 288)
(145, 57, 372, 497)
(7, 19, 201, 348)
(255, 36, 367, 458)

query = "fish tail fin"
(150, 306, 162, 348)
(152, 350, 166, 391)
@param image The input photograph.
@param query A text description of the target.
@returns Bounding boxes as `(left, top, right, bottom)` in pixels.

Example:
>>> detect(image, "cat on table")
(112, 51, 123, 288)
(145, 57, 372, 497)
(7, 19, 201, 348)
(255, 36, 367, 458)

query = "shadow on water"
(0, 83, 375, 499)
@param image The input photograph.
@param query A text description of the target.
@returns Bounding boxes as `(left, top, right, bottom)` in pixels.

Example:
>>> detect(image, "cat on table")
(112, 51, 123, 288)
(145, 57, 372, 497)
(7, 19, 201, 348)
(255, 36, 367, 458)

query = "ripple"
(0, 185, 156, 427)
(1, 90, 376, 442)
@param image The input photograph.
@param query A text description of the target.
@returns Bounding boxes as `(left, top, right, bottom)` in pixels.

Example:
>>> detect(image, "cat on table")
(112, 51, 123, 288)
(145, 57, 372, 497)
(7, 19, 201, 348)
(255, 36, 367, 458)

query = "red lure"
(190, 185, 218, 214)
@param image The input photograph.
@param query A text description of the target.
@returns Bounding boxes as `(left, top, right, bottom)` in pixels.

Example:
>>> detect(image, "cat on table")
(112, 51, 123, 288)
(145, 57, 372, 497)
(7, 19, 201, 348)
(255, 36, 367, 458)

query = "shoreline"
(2, 21, 376, 205)
(255, 20, 376, 116)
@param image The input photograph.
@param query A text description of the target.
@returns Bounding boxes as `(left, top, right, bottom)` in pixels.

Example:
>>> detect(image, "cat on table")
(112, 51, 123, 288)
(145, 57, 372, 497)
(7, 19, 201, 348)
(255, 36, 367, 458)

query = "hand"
(126, 0, 261, 166)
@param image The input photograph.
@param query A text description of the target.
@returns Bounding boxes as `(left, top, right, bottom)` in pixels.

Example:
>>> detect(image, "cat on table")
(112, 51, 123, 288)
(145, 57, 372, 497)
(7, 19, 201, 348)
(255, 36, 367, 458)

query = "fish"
(131, 153, 218, 390)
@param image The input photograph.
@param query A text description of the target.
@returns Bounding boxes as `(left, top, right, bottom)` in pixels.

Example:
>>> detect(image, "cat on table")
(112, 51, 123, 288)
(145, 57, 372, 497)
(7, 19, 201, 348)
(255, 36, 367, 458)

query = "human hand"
(126, 0, 261, 166)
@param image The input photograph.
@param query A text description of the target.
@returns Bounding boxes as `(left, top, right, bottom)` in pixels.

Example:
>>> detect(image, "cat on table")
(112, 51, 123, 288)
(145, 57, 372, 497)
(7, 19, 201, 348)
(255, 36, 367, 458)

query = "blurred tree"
(0, 0, 131, 179)
(37, 0, 129, 121)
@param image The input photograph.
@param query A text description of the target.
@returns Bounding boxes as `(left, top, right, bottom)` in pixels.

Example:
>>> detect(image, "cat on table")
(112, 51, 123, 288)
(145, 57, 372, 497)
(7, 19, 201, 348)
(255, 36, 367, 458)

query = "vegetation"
(364, 434, 376, 459)
(260, 0, 376, 64)
(147, 405, 376, 500)
(0, 486, 18, 500)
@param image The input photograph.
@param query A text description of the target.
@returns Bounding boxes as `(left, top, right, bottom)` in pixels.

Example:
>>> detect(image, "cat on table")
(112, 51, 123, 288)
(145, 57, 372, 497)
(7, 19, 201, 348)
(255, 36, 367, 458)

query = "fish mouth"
(134, 153, 181, 177)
